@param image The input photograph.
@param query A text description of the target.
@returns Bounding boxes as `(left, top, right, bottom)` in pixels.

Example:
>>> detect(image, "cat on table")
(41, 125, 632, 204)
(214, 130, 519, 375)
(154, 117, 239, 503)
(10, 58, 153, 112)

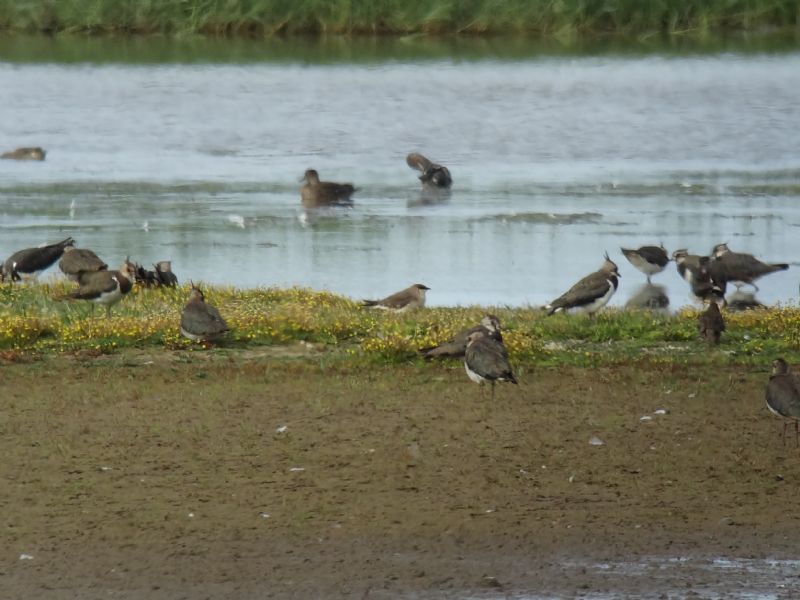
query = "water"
(1, 37, 799, 307)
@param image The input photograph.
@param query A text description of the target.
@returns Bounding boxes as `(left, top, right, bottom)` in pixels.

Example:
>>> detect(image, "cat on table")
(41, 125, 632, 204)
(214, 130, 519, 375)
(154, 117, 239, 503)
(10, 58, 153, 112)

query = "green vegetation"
(0, 0, 796, 36)
(1, 282, 799, 366)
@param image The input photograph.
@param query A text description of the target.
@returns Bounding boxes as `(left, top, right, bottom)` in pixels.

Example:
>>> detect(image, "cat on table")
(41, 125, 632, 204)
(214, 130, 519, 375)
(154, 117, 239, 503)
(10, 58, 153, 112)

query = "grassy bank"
(0, 0, 797, 36)
(1, 282, 799, 366)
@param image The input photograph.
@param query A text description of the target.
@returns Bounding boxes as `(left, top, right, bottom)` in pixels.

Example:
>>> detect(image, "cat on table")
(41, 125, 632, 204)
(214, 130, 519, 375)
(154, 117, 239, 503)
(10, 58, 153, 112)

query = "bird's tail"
(770, 263, 790, 272)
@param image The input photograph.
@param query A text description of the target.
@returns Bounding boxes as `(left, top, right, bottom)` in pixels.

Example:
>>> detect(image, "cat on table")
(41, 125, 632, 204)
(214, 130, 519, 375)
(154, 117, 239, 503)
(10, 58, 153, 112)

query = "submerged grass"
(1, 282, 799, 367)
(0, 0, 796, 36)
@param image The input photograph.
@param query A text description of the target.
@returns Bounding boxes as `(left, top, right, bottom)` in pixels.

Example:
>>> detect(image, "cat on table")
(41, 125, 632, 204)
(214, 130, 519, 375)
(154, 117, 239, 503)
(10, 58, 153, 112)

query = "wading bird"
(64, 259, 137, 318)
(180, 283, 230, 344)
(300, 169, 356, 207)
(406, 153, 452, 189)
(2, 237, 74, 283)
(711, 243, 788, 292)
(464, 330, 517, 401)
(620, 244, 669, 283)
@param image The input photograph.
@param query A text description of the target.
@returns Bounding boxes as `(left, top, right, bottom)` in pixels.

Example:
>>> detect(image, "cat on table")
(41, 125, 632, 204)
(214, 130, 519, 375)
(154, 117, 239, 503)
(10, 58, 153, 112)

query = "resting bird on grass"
(300, 169, 356, 207)
(765, 358, 800, 446)
(697, 301, 725, 345)
(711, 243, 789, 292)
(406, 153, 452, 189)
(362, 284, 430, 313)
(2, 237, 74, 283)
(464, 330, 517, 401)
(620, 244, 669, 283)
(545, 253, 620, 317)
(64, 259, 136, 318)
(420, 314, 502, 359)
(180, 283, 229, 344)
(58, 245, 107, 281)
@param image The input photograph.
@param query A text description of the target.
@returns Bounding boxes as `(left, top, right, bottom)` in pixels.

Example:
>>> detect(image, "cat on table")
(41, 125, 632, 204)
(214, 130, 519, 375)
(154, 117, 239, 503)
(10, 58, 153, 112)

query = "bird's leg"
(105, 304, 112, 319)
(750, 282, 760, 293)
(646, 275, 652, 284)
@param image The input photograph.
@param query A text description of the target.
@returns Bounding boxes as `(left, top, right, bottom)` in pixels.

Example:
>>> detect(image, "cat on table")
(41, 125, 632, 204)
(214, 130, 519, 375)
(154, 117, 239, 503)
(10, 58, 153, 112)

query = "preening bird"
(2, 237, 74, 282)
(406, 153, 452, 189)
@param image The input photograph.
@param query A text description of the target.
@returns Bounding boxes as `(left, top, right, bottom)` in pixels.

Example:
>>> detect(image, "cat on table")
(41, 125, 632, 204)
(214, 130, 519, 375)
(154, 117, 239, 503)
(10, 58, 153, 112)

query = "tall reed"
(0, 0, 796, 36)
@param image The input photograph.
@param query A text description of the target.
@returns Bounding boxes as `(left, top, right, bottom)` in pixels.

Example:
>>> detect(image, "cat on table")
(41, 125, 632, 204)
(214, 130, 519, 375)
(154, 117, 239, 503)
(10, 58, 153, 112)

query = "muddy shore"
(2, 350, 799, 598)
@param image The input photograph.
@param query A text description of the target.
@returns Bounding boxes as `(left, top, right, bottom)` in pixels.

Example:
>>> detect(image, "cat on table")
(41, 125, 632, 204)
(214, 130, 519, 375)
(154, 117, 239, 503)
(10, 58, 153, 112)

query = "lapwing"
(620, 245, 669, 283)
(464, 330, 517, 401)
(406, 153, 452, 189)
(697, 301, 725, 345)
(2, 237, 74, 283)
(154, 261, 178, 287)
(420, 314, 503, 359)
(362, 284, 430, 313)
(545, 253, 620, 316)
(300, 169, 356, 207)
(65, 259, 136, 318)
(180, 283, 230, 343)
(58, 245, 107, 281)
(765, 358, 800, 446)
(711, 243, 788, 292)
(1, 146, 46, 161)
(672, 249, 726, 304)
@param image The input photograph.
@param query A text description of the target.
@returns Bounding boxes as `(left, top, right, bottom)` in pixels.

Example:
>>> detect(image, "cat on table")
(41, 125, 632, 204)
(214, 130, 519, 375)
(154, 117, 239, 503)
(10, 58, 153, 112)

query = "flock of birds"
(2, 149, 799, 443)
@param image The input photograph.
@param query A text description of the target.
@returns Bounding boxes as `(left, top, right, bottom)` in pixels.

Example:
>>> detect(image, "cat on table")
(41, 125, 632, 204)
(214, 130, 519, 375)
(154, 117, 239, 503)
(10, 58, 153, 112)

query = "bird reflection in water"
(625, 283, 670, 313)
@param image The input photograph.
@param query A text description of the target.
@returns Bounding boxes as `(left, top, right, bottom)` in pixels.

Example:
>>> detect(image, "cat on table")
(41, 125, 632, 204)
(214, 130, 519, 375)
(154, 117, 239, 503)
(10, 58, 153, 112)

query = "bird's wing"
(550, 271, 611, 309)
(377, 288, 416, 309)
(636, 246, 669, 267)
(69, 272, 118, 299)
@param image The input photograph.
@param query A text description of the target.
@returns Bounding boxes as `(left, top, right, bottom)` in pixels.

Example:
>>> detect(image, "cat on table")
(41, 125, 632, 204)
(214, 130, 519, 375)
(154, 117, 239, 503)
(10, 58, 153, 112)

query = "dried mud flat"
(2, 350, 800, 599)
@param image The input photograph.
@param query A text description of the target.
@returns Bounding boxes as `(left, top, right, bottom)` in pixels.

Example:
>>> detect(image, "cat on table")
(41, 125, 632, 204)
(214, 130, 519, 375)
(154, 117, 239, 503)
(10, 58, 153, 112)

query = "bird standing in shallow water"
(620, 245, 669, 283)
(711, 243, 789, 292)
(545, 253, 620, 316)
(406, 153, 452, 189)
(765, 358, 800, 446)
(464, 330, 517, 401)
(300, 169, 356, 207)
(180, 284, 230, 344)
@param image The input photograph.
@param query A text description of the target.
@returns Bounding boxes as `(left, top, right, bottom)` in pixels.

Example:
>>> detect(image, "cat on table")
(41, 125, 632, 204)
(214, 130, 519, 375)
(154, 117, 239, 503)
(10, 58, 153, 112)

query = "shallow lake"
(1, 36, 799, 308)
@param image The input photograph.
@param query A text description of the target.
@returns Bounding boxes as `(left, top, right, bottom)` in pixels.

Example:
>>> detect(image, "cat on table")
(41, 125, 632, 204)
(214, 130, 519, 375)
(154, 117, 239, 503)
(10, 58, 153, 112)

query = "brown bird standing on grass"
(64, 259, 136, 318)
(697, 301, 725, 345)
(406, 153, 452, 189)
(180, 284, 230, 344)
(765, 358, 800, 446)
(300, 169, 356, 207)
(464, 330, 517, 401)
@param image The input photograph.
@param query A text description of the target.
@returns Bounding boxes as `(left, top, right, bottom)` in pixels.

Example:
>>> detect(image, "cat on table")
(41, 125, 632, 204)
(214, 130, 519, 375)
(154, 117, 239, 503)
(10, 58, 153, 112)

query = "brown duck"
(300, 169, 356, 207)
(1, 146, 46, 161)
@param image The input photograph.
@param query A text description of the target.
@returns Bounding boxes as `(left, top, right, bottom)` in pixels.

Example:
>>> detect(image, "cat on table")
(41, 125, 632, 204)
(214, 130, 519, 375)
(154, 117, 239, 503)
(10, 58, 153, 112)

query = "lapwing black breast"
(765, 358, 800, 446)
(180, 285, 230, 343)
(58, 246, 107, 281)
(697, 301, 725, 345)
(546, 254, 620, 316)
(464, 331, 517, 400)
(620, 245, 669, 282)
(66, 260, 136, 318)
(421, 314, 503, 359)
(711, 243, 788, 292)
(300, 169, 356, 207)
(406, 153, 452, 189)
(2, 237, 74, 282)
(362, 284, 430, 313)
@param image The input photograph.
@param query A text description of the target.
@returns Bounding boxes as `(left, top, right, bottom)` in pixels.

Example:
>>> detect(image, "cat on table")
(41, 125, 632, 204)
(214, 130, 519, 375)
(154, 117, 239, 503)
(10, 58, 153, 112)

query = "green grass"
(1, 281, 799, 367)
(0, 0, 796, 36)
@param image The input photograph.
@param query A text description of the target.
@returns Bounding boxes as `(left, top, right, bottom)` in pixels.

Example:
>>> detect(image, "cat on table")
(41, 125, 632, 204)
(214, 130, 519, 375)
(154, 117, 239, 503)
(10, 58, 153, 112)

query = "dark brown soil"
(2, 350, 800, 598)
